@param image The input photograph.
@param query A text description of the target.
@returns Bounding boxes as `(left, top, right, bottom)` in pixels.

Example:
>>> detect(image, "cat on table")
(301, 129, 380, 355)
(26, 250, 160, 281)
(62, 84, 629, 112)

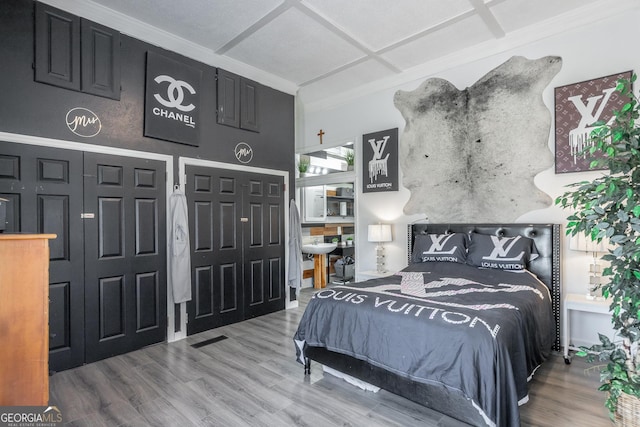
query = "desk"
(562, 293, 611, 364)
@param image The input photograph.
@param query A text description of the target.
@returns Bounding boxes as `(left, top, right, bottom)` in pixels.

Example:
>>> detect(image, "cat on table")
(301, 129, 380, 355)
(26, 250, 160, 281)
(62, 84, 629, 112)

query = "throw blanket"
(294, 262, 553, 427)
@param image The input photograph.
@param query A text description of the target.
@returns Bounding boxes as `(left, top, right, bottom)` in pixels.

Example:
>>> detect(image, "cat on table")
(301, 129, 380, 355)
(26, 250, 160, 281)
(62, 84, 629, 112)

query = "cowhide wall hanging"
(394, 55, 562, 222)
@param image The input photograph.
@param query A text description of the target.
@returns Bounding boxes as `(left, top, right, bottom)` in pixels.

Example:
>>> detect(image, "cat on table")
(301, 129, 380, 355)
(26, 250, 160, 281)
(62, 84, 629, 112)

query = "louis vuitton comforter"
(293, 262, 554, 427)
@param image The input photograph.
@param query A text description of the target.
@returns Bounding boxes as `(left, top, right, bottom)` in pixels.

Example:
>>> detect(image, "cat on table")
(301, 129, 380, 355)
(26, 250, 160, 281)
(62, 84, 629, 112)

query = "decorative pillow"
(411, 233, 467, 264)
(466, 233, 539, 270)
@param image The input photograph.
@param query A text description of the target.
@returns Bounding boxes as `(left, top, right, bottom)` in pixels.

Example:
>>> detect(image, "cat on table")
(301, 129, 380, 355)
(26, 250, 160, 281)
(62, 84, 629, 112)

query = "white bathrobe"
(169, 189, 192, 303)
(287, 199, 303, 295)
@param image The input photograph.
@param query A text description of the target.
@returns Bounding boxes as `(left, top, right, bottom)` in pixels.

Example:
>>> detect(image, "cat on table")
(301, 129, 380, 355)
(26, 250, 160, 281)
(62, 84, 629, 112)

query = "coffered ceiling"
(41, 0, 638, 109)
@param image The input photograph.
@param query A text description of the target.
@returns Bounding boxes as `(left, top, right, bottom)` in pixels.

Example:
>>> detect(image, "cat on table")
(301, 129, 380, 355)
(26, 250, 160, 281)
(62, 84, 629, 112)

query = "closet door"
(83, 153, 167, 363)
(243, 174, 284, 319)
(185, 166, 285, 334)
(186, 166, 244, 334)
(0, 142, 84, 372)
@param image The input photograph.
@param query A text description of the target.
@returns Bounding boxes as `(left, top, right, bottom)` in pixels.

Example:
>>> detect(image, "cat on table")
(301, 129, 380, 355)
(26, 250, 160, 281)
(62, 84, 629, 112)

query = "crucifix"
(317, 129, 325, 144)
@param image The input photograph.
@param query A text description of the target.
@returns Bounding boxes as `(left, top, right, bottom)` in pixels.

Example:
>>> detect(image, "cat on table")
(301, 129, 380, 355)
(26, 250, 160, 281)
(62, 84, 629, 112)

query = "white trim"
(0, 131, 179, 343)
(177, 156, 295, 338)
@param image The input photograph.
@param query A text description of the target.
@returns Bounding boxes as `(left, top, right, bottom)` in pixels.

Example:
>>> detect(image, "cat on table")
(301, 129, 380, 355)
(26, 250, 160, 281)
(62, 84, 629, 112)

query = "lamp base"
(375, 244, 386, 274)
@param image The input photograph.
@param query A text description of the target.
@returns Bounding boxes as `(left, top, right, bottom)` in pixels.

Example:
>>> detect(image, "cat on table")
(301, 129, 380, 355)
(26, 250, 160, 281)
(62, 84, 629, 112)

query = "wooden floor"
(50, 287, 611, 426)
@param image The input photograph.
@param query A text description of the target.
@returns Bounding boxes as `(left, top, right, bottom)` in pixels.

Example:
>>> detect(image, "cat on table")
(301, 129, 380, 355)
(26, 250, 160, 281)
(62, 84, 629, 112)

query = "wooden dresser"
(0, 234, 55, 406)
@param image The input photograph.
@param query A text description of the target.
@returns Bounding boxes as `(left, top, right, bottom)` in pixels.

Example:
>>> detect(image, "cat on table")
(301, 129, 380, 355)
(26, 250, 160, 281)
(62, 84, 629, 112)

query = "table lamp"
(368, 223, 392, 273)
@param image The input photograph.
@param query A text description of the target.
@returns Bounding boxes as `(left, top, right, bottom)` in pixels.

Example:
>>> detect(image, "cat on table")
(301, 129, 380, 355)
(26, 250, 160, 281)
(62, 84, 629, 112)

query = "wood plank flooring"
(50, 287, 611, 426)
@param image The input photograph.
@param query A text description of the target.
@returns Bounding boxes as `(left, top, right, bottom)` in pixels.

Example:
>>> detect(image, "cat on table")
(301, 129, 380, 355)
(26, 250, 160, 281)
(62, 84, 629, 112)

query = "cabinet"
(0, 234, 56, 405)
(35, 2, 121, 99)
(562, 293, 612, 364)
(80, 18, 121, 99)
(216, 68, 239, 128)
(240, 78, 259, 132)
(217, 69, 259, 132)
(35, 2, 80, 91)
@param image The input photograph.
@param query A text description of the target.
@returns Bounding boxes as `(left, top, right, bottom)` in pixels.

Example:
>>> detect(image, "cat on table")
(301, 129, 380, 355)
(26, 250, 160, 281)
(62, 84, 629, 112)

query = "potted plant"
(298, 157, 309, 177)
(345, 149, 355, 171)
(346, 236, 353, 246)
(555, 74, 640, 423)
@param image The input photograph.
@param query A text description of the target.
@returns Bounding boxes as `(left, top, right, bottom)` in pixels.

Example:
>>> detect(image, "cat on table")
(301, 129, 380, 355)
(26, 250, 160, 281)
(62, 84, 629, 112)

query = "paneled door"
(185, 166, 285, 335)
(243, 175, 285, 319)
(0, 142, 84, 372)
(83, 153, 167, 363)
(0, 143, 167, 369)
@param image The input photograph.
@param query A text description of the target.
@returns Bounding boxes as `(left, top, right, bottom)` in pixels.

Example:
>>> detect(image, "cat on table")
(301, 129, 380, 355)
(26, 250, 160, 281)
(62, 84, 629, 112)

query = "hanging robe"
(169, 188, 192, 303)
(287, 199, 303, 294)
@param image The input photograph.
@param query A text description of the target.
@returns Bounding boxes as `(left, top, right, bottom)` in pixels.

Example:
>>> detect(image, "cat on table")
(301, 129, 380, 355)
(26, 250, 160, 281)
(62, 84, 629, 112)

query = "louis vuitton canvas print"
(554, 70, 632, 173)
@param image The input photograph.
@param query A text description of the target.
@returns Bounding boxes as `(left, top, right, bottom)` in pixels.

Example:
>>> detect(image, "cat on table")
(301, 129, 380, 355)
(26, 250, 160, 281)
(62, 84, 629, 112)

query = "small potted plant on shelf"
(346, 236, 353, 246)
(555, 74, 640, 424)
(345, 149, 355, 171)
(298, 158, 309, 177)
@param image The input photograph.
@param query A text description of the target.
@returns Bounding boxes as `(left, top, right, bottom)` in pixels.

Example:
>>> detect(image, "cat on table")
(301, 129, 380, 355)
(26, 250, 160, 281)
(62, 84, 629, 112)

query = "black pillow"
(411, 233, 467, 264)
(466, 233, 538, 270)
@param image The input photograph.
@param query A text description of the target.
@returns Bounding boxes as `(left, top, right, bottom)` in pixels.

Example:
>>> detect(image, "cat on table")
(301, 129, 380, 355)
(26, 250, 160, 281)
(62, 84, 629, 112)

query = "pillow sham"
(411, 233, 467, 264)
(466, 233, 538, 270)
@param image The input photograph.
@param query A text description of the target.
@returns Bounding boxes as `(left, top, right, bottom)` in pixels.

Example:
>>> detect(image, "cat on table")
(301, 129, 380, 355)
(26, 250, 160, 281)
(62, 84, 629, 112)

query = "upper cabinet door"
(217, 69, 240, 128)
(81, 19, 121, 100)
(34, 2, 81, 91)
(240, 78, 259, 132)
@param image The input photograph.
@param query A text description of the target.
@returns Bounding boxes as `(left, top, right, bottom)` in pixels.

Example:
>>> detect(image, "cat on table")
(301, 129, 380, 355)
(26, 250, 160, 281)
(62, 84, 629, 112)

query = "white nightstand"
(563, 293, 611, 364)
(356, 270, 394, 282)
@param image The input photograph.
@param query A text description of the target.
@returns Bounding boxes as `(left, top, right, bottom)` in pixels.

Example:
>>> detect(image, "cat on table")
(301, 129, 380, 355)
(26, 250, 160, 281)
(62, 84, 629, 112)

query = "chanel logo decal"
(153, 75, 196, 112)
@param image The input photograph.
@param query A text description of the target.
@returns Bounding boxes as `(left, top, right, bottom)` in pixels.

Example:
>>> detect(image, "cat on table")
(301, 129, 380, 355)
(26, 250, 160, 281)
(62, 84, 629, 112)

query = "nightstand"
(356, 270, 394, 282)
(563, 293, 611, 364)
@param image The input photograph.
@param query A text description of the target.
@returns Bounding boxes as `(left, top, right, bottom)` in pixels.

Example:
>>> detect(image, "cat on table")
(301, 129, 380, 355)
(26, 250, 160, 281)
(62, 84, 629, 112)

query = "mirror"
(303, 185, 326, 222)
(298, 141, 354, 177)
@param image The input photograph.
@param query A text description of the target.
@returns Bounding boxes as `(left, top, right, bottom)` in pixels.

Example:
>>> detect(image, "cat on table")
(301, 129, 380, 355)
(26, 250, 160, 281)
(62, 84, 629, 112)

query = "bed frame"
(303, 223, 561, 426)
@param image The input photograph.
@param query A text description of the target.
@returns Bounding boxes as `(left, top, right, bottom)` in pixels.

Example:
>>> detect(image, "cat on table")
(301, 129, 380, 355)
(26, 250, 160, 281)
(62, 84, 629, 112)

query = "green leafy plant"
(298, 157, 309, 173)
(345, 149, 355, 166)
(331, 237, 339, 243)
(555, 74, 640, 418)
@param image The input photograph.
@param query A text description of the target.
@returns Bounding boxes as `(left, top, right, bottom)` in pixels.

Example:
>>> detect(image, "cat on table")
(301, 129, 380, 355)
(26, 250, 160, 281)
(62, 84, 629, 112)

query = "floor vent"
(191, 335, 228, 348)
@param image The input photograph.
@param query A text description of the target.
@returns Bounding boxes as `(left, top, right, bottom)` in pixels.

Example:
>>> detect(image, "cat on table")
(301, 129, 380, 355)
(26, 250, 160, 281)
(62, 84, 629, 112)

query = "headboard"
(407, 223, 562, 351)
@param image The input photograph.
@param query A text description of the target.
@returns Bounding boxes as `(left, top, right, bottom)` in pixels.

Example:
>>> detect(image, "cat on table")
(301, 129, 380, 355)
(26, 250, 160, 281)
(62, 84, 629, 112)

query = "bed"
(294, 223, 561, 427)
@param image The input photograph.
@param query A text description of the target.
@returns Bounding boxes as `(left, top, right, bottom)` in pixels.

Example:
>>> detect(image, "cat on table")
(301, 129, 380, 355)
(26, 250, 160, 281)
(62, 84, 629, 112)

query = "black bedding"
(294, 261, 554, 427)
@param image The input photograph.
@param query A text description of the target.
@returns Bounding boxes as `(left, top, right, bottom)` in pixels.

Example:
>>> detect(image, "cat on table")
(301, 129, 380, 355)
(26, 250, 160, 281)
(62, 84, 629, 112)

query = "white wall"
(297, 8, 640, 346)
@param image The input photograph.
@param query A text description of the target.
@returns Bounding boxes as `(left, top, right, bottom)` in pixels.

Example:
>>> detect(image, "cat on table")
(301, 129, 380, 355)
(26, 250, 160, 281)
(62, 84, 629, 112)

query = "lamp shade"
(368, 224, 392, 243)
(569, 233, 610, 253)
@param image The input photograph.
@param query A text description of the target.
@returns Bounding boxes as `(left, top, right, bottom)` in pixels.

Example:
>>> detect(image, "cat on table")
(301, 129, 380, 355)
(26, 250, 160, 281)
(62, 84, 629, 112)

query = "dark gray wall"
(0, 0, 295, 189)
